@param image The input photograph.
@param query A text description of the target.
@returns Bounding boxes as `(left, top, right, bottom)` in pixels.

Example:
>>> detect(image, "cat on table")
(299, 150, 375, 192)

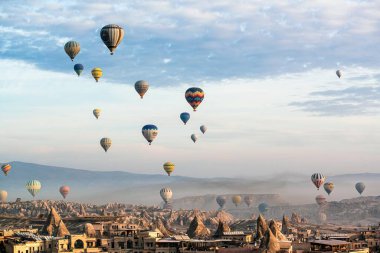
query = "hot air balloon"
(336, 70, 342, 78)
(318, 212, 327, 223)
(0, 190, 7, 203)
(59, 186, 70, 199)
(135, 80, 149, 99)
(191, 134, 198, 143)
(258, 203, 269, 213)
(200, 125, 207, 134)
(323, 182, 334, 195)
(232, 195, 242, 207)
(311, 173, 326, 190)
(163, 162, 175, 176)
(100, 24, 124, 55)
(64, 41, 80, 61)
(180, 112, 190, 125)
(355, 182, 365, 195)
(142, 125, 158, 145)
(185, 87, 204, 111)
(91, 68, 102, 82)
(216, 196, 226, 209)
(93, 109, 101, 119)
(244, 195, 253, 207)
(160, 188, 172, 203)
(100, 138, 112, 152)
(1, 164, 11, 176)
(315, 195, 326, 206)
(26, 180, 41, 198)
(74, 64, 84, 76)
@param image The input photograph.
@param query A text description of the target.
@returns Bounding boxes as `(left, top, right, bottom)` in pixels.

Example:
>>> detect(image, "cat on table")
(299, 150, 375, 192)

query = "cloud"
(1, 1, 380, 85)
(1, 59, 380, 178)
(290, 67, 380, 116)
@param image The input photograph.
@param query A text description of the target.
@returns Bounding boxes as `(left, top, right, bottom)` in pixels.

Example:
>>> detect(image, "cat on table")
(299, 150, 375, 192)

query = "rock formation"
(214, 220, 231, 237)
(84, 223, 96, 237)
(260, 228, 280, 253)
(291, 212, 302, 224)
(268, 220, 287, 241)
(187, 215, 210, 238)
(152, 218, 172, 237)
(281, 215, 290, 235)
(41, 207, 70, 237)
(255, 214, 268, 240)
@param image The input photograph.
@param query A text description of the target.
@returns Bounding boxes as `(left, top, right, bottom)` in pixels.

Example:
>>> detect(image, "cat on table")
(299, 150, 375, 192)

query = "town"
(0, 200, 379, 253)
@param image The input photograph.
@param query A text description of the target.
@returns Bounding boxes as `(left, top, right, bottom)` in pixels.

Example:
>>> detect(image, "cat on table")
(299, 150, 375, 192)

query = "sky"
(1, 0, 380, 178)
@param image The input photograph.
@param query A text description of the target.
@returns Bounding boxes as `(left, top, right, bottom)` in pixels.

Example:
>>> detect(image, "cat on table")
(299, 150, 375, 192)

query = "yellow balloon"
(91, 68, 103, 82)
(232, 195, 242, 207)
(93, 109, 101, 119)
(163, 162, 175, 176)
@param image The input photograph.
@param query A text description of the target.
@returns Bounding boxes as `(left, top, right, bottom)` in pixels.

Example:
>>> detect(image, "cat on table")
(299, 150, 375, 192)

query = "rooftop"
(311, 240, 350, 246)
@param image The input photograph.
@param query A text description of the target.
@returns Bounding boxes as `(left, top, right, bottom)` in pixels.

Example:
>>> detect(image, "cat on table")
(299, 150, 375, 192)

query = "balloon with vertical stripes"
(26, 180, 41, 198)
(100, 24, 125, 55)
(64, 41, 80, 61)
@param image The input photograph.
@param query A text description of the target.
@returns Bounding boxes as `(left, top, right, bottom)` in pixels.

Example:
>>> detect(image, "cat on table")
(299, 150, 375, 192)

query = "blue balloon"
(74, 64, 84, 76)
(258, 203, 269, 213)
(180, 112, 190, 125)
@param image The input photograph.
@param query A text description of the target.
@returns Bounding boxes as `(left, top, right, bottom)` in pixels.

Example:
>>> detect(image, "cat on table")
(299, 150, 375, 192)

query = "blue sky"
(1, 0, 380, 177)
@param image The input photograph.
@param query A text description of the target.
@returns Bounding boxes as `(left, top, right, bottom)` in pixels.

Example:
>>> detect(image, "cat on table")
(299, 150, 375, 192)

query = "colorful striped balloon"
(91, 68, 103, 82)
(25, 180, 41, 198)
(142, 125, 158, 145)
(1, 164, 11, 176)
(185, 87, 204, 111)
(163, 162, 175, 176)
(311, 173, 326, 190)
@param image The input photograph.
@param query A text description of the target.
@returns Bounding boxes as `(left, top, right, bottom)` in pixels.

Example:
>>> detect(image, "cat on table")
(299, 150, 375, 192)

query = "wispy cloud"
(1, 59, 380, 177)
(1, 1, 380, 85)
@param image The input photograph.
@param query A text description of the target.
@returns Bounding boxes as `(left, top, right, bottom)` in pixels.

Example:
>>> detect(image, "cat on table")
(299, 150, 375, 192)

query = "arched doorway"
(74, 239, 84, 249)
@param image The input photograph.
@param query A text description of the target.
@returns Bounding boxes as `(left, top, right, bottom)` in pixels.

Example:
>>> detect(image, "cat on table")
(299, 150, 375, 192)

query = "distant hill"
(0, 161, 379, 206)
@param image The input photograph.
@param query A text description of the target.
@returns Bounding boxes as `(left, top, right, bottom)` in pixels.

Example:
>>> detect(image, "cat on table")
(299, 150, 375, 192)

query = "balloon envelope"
(59, 186, 70, 199)
(200, 125, 207, 134)
(163, 162, 175, 176)
(355, 182, 365, 195)
(93, 109, 101, 119)
(191, 134, 198, 143)
(244, 195, 253, 207)
(64, 41, 80, 61)
(216, 196, 226, 209)
(318, 212, 327, 223)
(323, 182, 334, 195)
(26, 180, 41, 198)
(311, 173, 326, 190)
(74, 64, 84, 76)
(160, 188, 172, 203)
(258, 203, 269, 213)
(1, 164, 11, 176)
(315, 195, 327, 206)
(180, 112, 190, 125)
(100, 24, 124, 55)
(232, 195, 242, 207)
(185, 87, 204, 111)
(91, 68, 103, 82)
(336, 70, 342, 78)
(100, 138, 112, 152)
(142, 125, 158, 145)
(0, 190, 7, 203)
(135, 80, 149, 99)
